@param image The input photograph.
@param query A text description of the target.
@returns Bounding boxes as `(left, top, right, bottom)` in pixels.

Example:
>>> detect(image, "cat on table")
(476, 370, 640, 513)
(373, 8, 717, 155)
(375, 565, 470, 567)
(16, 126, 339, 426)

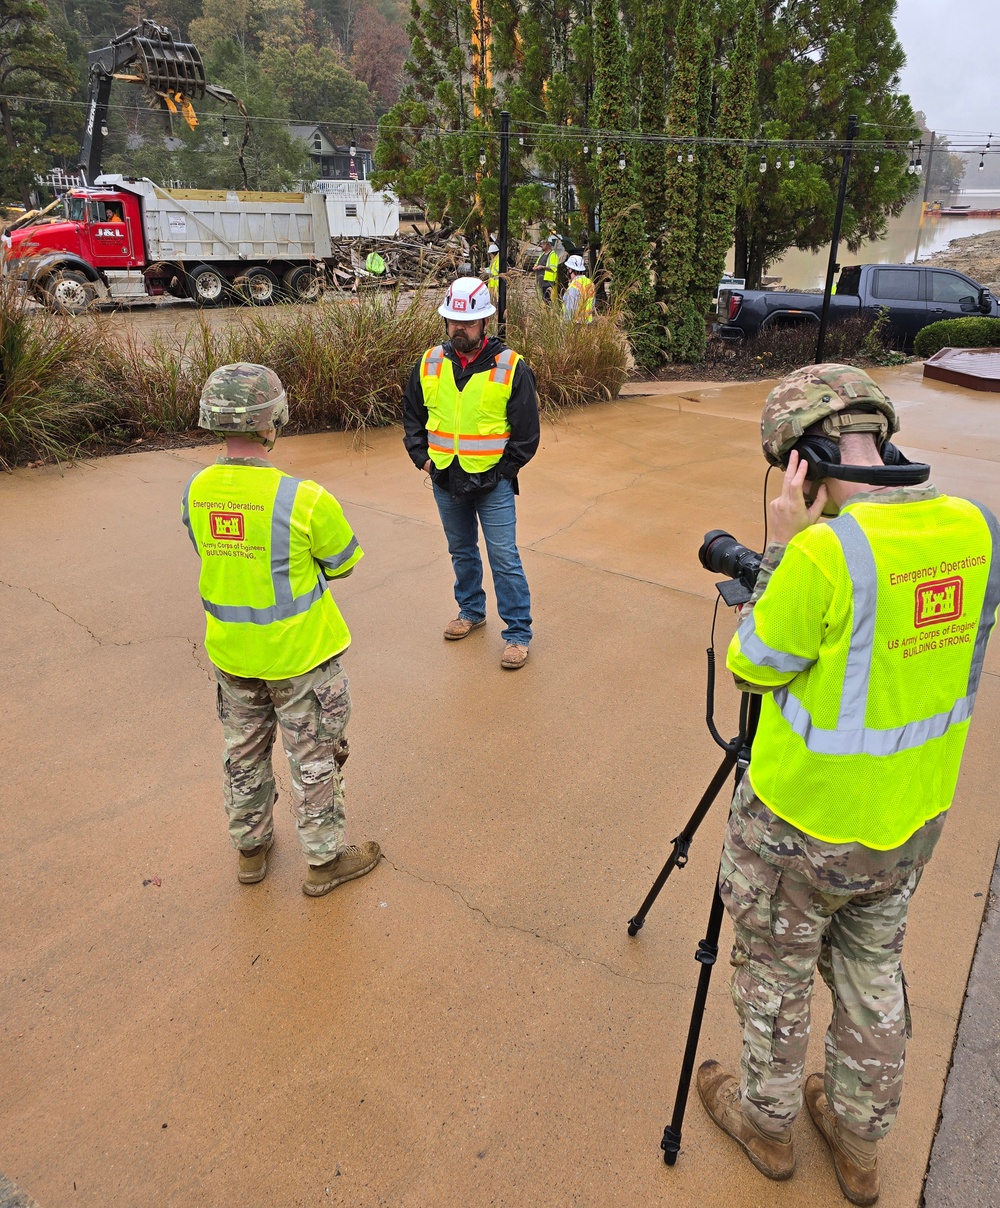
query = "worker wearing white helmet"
(402, 277, 540, 670)
(563, 254, 595, 323)
(487, 241, 500, 301)
(534, 233, 560, 301)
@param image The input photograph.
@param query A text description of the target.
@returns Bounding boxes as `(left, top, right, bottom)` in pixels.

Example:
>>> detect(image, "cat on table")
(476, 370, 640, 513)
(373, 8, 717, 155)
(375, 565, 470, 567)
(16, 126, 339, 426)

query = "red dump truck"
(2, 174, 399, 312)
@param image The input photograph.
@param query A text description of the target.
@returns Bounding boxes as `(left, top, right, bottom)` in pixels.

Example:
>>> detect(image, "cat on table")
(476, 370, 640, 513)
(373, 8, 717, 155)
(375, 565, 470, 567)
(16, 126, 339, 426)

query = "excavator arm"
(79, 21, 249, 186)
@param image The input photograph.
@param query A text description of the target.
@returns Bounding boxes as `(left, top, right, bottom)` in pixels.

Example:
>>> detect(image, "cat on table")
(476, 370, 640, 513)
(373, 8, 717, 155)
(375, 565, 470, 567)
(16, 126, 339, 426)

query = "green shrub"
(912, 316, 1000, 359)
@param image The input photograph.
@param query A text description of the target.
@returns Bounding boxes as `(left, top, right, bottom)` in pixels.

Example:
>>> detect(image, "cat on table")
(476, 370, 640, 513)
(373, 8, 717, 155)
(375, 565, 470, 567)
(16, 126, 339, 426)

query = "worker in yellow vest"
(562, 254, 594, 322)
(697, 364, 998, 1203)
(534, 234, 559, 301)
(402, 277, 540, 670)
(487, 241, 500, 302)
(181, 363, 381, 896)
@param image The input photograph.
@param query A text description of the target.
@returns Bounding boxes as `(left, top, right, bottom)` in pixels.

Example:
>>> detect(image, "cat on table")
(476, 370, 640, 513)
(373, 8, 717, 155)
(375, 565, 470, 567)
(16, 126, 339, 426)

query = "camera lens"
(700, 530, 763, 593)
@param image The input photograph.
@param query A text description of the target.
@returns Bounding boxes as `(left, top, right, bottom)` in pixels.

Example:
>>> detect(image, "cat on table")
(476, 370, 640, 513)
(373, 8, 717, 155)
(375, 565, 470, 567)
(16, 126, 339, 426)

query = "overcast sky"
(894, 0, 1000, 141)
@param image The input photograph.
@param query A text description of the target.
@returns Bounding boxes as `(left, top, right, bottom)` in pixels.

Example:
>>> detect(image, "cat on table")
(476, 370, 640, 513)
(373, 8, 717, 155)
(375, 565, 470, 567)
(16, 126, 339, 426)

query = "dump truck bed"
(102, 176, 332, 262)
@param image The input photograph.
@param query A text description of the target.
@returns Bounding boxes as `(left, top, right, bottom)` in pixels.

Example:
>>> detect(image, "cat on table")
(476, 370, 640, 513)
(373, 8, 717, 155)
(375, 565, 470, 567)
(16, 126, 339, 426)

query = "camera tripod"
(627, 688, 761, 1166)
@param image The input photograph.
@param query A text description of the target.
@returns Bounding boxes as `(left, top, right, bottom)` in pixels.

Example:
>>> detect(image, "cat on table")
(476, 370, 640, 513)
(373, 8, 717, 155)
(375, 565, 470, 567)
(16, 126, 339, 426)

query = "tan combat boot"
(697, 1060, 795, 1180)
(238, 837, 273, 884)
(805, 1073, 879, 1206)
(303, 840, 382, 897)
(500, 643, 529, 670)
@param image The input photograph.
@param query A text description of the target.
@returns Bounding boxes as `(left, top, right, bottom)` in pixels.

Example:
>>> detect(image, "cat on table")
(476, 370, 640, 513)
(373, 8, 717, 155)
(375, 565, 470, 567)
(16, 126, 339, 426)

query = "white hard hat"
(546, 234, 558, 243)
(566, 254, 586, 273)
(488, 242, 499, 254)
(438, 276, 496, 320)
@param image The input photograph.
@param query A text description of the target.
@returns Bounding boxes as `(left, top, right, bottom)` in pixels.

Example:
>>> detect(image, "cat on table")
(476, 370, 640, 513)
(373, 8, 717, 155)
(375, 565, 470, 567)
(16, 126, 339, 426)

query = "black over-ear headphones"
(791, 434, 931, 487)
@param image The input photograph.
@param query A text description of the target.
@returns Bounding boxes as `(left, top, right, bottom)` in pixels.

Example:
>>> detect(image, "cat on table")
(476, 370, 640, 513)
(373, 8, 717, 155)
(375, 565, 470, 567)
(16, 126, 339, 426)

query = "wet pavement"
(1, 363, 998, 1206)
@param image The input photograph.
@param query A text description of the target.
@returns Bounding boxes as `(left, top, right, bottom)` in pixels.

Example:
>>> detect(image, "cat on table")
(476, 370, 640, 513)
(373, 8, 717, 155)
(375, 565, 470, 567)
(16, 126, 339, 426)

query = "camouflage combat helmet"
(761, 363, 898, 467)
(198, 363, 289, 433)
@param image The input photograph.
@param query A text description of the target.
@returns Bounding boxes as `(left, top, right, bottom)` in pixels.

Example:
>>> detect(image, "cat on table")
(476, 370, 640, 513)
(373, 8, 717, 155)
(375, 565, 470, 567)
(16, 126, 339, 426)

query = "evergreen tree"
(636, 0, 666, 243)
(687, 0, 756, 340)
(592, 0, 660, 365)
(656, 0, 701, 360)
(734, 0, 918, 287)
(0, 0, 78, 206)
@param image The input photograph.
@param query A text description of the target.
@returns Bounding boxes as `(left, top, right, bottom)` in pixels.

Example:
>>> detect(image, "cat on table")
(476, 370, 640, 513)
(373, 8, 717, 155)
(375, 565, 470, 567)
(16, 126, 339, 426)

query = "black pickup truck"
(717, 263, 1000, 350)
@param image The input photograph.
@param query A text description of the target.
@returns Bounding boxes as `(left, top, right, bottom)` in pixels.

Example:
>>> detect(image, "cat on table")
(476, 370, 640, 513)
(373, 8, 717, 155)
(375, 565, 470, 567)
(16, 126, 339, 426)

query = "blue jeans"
(433, 478, 532, 646)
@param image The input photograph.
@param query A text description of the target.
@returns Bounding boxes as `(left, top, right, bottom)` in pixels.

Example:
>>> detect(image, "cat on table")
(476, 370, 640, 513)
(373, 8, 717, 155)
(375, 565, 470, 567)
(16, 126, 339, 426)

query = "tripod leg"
(627, 747, 737, 936)
(660, 879, 727, 1165)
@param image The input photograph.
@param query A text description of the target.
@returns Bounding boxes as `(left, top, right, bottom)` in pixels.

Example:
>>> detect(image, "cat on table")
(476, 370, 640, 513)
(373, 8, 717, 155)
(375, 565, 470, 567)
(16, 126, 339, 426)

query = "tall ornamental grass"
(0, 282, 630, 468)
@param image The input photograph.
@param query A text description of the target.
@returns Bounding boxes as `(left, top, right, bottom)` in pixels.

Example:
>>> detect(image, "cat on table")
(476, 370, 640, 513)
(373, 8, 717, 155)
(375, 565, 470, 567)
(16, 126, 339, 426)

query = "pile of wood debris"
(324, 229, 470, 290)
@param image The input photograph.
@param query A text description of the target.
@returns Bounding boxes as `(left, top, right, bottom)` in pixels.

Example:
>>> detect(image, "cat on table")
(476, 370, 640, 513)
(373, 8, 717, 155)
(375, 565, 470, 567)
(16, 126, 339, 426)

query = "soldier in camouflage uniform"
(183, 364, 381, 897)
(697, 364, 999, 1205)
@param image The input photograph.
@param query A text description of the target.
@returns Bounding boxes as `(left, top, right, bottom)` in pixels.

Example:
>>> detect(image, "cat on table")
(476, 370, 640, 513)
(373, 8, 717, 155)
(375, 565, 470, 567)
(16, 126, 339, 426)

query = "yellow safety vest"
(566, 274, 595, 322)
(536, 249, 558, 282)
(488, 254, 499, 296)
(728, 495, 999, 849)
(182, 463, 363, 679)
(420, 344, 519, 473)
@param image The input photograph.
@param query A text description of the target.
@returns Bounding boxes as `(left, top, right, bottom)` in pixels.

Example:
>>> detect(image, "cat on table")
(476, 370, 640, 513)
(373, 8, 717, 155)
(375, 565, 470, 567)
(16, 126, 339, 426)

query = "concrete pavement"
(1, 363, 998, 1206)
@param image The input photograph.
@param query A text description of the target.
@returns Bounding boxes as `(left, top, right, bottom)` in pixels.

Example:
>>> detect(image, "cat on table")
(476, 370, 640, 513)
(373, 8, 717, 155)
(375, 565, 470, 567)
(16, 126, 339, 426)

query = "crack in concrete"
(0, 578, 107, 644)
(382, 857, 683, 988)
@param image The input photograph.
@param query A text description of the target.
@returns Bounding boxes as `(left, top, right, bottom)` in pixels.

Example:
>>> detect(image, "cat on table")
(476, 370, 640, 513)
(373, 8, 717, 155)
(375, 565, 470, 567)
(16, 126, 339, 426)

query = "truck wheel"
(282, 265, 322, 303)
(41, 270, 96, 315)
(187, 264, 229, 308)
(235, 266, 280, 306)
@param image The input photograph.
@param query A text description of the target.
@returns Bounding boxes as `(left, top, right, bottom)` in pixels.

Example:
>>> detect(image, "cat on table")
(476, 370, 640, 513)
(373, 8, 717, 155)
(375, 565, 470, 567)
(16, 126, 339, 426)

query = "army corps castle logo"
(209, 511, 245, 541)
(914, 576, 963, 628)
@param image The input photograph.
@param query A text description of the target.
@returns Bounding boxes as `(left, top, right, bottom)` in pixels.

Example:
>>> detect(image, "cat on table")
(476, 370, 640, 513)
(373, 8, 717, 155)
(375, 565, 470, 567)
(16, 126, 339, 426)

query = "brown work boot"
(238, 837, 273, 884)
(500, 643, 529, 670)
(805, 1074, 880, 1206)
(443, 617, 485, 640)
(302, 840, 382, 897)
(697, 1060, 795, 1180)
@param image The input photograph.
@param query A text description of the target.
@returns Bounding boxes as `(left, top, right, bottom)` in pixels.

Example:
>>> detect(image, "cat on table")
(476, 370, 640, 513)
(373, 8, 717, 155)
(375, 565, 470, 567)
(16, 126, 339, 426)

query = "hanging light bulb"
(687, 151, 694, 163)
(980, 156, 986, 171)
(518, 134, 524, 146)
(759, 155, 767, 173)
(100, 120, 109, 137)
(595, 143, 602, 157)
(479, 147, 486, 167)
(788, 154, 795, 169)
(677, 152, 683, 164)
(907, 160, 915, 175)
(222, 117, 230, 147)
(915, 156, 922, 174)
(583, 143, 589, 155)
(908, 138, 914, 152)
(775, 157, 782, 170)
(987, 133, 993, 150)
(618, 151, 626, 171)
(873, 158, 880, 173)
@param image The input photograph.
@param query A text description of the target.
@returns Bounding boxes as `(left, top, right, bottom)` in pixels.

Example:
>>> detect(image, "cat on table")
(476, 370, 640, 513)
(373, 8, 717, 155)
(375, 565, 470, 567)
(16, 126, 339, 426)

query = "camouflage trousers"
(213, 657, 351, 865)
(719, 814, 921, 1143)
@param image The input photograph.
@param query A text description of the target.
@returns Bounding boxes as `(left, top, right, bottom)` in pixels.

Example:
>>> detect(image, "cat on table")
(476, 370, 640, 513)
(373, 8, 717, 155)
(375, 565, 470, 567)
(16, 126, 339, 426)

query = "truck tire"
(41, 269, 96, 315)
(235, 266, 280, 306)
(282, 264, 322, 303)
(187, 264, 229, 307)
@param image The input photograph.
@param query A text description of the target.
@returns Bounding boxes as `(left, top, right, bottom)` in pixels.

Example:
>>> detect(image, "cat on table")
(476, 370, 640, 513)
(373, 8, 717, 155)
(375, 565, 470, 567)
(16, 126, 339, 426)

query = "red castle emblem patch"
(210, 511, 245, 541)
(914, 576, 963, 628)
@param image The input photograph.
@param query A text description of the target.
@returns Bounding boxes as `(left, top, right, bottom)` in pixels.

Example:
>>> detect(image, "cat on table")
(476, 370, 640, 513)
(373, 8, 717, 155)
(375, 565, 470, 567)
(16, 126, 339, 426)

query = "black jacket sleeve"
(497, 360, 540, 478)
(401, 361, 429, 469)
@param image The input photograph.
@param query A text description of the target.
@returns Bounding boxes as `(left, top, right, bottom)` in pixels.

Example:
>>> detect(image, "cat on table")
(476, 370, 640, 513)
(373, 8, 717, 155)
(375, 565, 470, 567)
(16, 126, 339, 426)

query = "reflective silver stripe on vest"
(456, 436, 509, 454)
(773, 686, 975, 756)
(773, 505, 997, 756)
(181, 477, 198, 553)
(829, 513, 878, 727)
(318, 536, 360, 574)
(489, 348, 518, 384)
(202, 476, 328, 625)
(967, 500, 1000, 695)
(423, 345, 445, 376)
(735, 611, 815, 673)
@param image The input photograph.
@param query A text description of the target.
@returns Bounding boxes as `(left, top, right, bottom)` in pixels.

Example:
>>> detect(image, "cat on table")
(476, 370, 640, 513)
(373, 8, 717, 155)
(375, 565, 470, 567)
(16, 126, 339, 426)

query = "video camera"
(699, 530, 763, 608)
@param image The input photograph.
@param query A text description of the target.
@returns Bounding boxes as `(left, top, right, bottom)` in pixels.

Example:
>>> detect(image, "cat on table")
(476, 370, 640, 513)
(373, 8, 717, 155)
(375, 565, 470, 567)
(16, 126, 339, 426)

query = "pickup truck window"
(929, 271, 976, 305)
(838, 267, 861, 296)
(874, 268, 921, 300)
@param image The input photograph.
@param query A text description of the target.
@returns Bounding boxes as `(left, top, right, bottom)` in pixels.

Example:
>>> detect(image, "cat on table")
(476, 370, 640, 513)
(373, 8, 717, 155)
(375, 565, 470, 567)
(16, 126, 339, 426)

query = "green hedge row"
(913, 316, 1000, 359)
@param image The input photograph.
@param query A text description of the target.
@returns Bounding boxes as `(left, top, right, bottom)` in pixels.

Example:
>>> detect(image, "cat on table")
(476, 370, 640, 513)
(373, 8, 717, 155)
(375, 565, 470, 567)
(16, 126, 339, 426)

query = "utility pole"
(498, 109, 510, 336)
(816, 113, 859, 364)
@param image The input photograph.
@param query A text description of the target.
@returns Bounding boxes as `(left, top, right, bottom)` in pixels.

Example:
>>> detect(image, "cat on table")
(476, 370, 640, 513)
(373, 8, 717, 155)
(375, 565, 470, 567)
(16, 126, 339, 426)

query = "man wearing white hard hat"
(563, 254, 595, 323)
(402, 278, 540, 669)
(534, 234, 560, 301)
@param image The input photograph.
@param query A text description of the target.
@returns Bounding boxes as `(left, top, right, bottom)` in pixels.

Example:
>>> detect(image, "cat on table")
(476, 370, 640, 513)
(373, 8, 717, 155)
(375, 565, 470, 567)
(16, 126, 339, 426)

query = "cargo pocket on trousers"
(732, 965, 783, 1066)
(719, 846, 781, 940)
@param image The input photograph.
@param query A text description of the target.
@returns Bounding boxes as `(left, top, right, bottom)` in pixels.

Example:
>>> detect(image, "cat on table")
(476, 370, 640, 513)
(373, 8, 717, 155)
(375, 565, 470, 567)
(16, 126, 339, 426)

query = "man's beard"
(451, 328, 482, 353)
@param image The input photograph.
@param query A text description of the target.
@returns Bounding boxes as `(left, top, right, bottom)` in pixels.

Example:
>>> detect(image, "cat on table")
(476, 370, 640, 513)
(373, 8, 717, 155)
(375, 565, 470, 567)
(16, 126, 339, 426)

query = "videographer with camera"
(697, 364, 999, 1204)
